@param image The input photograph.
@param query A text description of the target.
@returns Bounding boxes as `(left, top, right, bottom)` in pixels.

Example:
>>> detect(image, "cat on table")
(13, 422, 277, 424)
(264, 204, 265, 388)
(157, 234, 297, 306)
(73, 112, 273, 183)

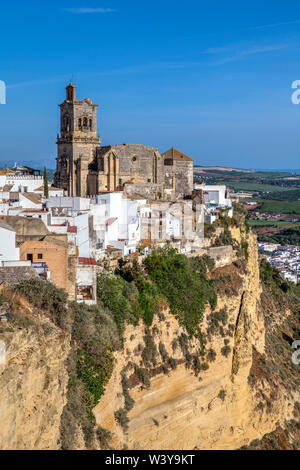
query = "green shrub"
(168, 357, 177, 370)
(218, 389, 227, 401)
(142, 332, 158, 367)
(171, 338, 178, 353)
(241, 240, 249, 260)
(96, 426, 113, 450)
(16, 278, 68, 329)
(77, 349, 106, 412)
(192, 354, 201, 376)
(137, 283, 160, 326)
(114, 408, 129, 432)
(115, 258, 161, 326)
(189, 255, 215, 274)
(121, 370, 135, 412)
(144, 248, 217, 336)
(207, 348, 217, 362)
(61, 303, 117, 449)
(97, 274, 141, 338)
(213, 227, 233, 247)
(207, 308, 228, 336)
(134, 364, 150, 388)
(159, 342, 169, 363)
(221, 345, 231, 357)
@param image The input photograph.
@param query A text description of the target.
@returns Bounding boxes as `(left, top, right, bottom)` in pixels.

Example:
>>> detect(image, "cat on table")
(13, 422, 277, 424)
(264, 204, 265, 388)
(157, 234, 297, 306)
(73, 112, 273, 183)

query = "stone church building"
(54, 83, 193, 199)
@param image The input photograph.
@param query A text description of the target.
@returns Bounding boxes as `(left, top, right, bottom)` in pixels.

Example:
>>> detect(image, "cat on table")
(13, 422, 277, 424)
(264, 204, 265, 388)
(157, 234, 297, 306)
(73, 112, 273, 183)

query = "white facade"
(3, 175, 44, 193)
(194, 184, 230, 206)
(46, 196, 91, 212)
(76, 264, 97, 305)
(93, 193, 144, 256)
(0, 222, 20, 262)
(19, 193, 43, 210)
(194, 184, 233, 223)
(72, 213, 90, 257)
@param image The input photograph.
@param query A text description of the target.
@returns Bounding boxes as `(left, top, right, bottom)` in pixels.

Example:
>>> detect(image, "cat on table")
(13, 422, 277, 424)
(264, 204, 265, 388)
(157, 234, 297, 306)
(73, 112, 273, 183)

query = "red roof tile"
(21, 209, 46, 213)
(78, 257, 97, 266)
(106, 217, 118, 226)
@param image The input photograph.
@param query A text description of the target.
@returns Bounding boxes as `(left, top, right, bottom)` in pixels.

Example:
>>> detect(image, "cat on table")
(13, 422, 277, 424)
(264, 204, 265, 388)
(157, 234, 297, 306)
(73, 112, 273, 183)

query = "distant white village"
(258, 242, 300, 283)
(0, 164, 233, 304)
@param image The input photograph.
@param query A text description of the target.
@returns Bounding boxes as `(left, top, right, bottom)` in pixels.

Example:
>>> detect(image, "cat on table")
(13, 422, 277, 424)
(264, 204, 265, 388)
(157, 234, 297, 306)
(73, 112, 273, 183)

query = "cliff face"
(0, 228, 298, 450)
(94, 230, 299, 450)
(0, 303, 70, 450)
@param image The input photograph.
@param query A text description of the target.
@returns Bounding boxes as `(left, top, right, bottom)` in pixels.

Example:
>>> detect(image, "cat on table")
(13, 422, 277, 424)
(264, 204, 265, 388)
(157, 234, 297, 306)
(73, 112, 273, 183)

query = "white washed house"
(0, 220, 20, 262)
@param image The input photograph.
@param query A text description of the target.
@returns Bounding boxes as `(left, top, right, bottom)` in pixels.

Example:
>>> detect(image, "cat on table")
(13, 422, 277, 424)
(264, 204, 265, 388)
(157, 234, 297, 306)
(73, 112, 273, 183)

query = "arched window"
(83, 117, 88, 127)
(78, 118, 82, 128)
(89, 119, 92, 129)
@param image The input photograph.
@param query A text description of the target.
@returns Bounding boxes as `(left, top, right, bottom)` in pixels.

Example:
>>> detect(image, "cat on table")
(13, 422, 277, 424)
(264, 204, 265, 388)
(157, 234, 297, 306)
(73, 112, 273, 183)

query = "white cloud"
(63, 8, 115, 14)
(213, 43, 288, 65)
(203, 46, 231, 54)
(202, 42, 289, 65)
(6, 43, 291, 90)
(249, 19, 300, 30)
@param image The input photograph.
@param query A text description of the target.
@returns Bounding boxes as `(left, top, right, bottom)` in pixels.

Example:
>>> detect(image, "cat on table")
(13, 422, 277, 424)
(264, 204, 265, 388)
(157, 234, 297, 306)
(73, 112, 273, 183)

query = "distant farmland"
(248, 220, 299, 228)
(259, 201, 300, 214)
(222, 181, 297, 192)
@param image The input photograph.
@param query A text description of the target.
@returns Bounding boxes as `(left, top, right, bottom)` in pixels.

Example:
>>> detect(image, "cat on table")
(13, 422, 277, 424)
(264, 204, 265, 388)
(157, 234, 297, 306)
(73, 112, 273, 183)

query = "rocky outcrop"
(0, 311, 70, 450)
(93, 230, 299, 450)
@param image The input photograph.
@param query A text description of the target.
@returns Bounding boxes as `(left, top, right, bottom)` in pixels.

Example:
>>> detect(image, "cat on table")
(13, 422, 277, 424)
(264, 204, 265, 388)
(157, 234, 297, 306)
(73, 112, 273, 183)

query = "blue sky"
(1, 1, 300, 169)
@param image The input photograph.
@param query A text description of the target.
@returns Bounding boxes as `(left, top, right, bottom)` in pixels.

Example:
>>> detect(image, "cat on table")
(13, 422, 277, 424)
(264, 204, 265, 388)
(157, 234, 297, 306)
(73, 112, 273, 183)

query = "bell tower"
(66, 82, 76, 101)
(54, 83, 101, 196)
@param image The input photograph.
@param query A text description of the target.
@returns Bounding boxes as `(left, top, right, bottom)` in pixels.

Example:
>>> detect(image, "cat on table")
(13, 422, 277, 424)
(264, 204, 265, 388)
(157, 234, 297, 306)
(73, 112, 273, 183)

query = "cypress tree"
(43, 167, 49, 198)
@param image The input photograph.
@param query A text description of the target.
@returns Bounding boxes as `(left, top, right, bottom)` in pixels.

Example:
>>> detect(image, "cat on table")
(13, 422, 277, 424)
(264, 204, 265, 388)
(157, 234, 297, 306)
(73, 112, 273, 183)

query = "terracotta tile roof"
(0, 168, 15, 176)
(3, 185, 13, 192)
(21, 209, 45, 213)
(106, 217, 118, 226)
(78, 257, 97, 266)
(22, 193, 42, 205)
(34, 185, 63, 192)
(162, 147, 193, 162)
(67, 225, 77, 233)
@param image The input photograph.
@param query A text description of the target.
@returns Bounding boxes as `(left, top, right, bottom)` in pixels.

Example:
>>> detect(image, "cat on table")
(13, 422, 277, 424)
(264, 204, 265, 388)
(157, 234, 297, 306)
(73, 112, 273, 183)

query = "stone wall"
(206, 245, 234, 268)
(123, 181, 163, 199)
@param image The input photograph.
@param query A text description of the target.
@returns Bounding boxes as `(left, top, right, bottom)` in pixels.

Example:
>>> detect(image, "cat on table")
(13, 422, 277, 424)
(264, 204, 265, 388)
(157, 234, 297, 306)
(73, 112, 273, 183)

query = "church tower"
(54, 83, 101, 196)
